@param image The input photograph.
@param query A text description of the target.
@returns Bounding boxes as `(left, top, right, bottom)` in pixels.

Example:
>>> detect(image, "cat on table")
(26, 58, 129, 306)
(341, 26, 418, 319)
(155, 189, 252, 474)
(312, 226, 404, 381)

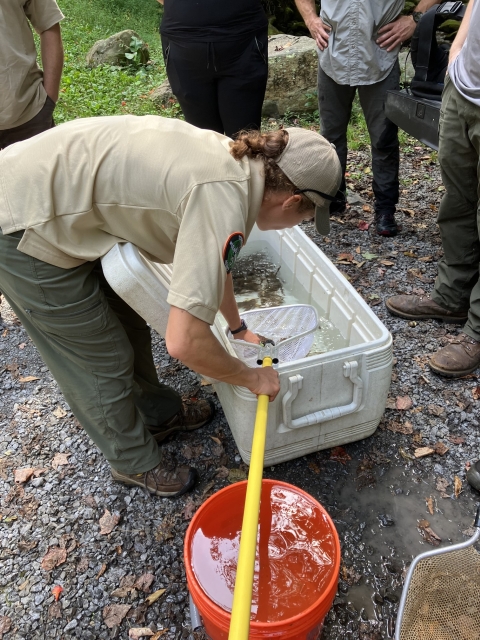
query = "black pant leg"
(215, 30, 269, 138)
(162, 37, 224, 133)
(0, 96, 56, 149)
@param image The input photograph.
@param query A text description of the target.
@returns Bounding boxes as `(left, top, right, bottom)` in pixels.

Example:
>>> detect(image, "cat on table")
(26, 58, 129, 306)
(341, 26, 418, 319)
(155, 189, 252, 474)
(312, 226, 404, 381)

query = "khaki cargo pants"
(0, 231, 182, 474)
(432, 77, 480, 341)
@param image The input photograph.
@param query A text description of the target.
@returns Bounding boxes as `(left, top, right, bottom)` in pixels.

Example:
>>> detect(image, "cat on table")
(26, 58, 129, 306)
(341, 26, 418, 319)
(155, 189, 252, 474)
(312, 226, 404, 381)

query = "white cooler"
(101, 226, 392, 467)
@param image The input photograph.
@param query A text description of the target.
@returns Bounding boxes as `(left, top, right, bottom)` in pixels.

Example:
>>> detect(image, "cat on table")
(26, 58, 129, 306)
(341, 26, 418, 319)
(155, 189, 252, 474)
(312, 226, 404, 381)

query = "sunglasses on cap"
(294, 188, 346, 212)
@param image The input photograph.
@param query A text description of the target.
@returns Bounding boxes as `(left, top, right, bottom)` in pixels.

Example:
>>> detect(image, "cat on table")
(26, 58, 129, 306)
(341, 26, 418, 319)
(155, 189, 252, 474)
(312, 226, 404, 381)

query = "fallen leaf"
(436, 477, 451, 498)
(145, 588, 166, 607)
(111, 587, 132, 598)
(52, 585, 63, 601)
(103, 604, 131, 629)
(396, 396, 413, 411)
(48, 601, 62, 620)
(448, 435, 465, 445)
(18, 376, 40, 383)
(53, 406, 67, 418)
(337, 252, 354, 262)
(308, 460, 321, 474)
(96, 563, 107, 579)
(362, 204, 371, 212)
(215, 466, 230, 479)
(427, 404, 444, 416)
(18, 539, 37, 552)
(434, 442, 449, 456)
(14, 467, 35, 483)
(151, 632, 168, 640)
(77, 556, 90, 573)
(134, 573, 155, 593)
(358, 220, 370, 231)
(99, 509, 120, 535)
(0, 616, 12, 638)
(33, 467, 47, 477)
(129, 628, 154, 640)
(379, 260, 394, 267)
(182, 497, 197, 520)
(18, 342, 26, 349)
(418, 256, 433, 262)
(387, 421, 413, 435)
(155, 515, 175, 543)
(426, 496, 435, 515)
(82, 494, 97, 509)
(472, 386, 480, 401)
(41, 546, 67, 571)
(228, 468, 247, 483)
(414, 447, 435, 458)
(362, 252, 378, 260)
(209, 436, 222, 445)
(385, 397, 396, 410)
(403, 251, 417, 258)
(454, 475, 462, 499)
(51, 452, 70, 469)
(418, 520, 442, 546)
(329, 446, 351, 464)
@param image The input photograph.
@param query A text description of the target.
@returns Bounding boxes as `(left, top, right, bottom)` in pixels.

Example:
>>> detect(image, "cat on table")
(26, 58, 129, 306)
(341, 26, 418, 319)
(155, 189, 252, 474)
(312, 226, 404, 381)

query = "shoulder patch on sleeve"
(223, 232, 245, 274)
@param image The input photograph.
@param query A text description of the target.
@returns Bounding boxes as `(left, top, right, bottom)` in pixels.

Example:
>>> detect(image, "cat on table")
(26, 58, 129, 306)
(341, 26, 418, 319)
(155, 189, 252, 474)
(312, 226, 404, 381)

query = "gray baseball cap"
(275, 127, 342, 235)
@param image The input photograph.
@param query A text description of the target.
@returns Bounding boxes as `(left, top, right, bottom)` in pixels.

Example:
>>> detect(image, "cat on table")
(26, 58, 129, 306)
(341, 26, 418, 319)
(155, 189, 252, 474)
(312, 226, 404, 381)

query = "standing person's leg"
(359, 61, 400, 237)
(0, 232, 196, 496)
(215, 30, 269, 138)
(95, 265, 213, 440)
(161, 37, 224, 133)
(317, 67, 356, 212)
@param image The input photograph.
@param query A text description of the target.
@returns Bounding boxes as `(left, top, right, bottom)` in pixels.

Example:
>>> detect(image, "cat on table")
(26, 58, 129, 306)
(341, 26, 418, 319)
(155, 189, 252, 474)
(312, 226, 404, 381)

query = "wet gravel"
(1, 143, 480, 640)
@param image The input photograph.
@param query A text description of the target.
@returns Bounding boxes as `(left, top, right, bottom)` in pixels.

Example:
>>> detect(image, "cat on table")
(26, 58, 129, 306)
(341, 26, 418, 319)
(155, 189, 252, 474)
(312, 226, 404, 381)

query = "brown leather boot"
(386, 295, 468, 323)
(429, 333, 480, 378)
(147, 397, 214, 443)
(111, 460, 198, 497)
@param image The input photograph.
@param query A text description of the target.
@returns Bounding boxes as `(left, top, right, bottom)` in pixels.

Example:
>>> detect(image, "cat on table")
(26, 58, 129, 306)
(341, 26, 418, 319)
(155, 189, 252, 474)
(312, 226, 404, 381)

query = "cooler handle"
(282, 360, 363, 430)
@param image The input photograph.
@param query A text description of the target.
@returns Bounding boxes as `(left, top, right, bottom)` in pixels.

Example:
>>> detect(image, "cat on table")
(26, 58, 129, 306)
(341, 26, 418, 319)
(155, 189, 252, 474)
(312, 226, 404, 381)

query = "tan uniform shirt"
(0, 115, 264, 324)
(0, 0, 64, 130)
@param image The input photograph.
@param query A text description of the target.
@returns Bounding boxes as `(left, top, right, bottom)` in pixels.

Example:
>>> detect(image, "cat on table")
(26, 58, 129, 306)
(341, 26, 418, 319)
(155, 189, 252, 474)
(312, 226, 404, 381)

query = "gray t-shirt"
(450, 0, 480, 106)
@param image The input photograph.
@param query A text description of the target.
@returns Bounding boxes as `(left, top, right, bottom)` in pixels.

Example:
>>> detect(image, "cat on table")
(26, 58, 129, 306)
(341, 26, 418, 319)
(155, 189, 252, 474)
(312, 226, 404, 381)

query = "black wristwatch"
(412, 11, 423, 23)
(230, 319, 248, 335)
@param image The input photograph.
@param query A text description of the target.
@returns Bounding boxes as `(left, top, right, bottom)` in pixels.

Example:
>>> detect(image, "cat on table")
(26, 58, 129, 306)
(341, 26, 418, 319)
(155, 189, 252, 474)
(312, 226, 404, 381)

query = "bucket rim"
(184, 478, 341, 630)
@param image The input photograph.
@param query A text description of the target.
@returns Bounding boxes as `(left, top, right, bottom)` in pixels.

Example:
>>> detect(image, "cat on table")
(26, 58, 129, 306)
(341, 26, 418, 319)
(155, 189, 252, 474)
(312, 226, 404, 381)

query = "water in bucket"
(185, 481, 340, 639)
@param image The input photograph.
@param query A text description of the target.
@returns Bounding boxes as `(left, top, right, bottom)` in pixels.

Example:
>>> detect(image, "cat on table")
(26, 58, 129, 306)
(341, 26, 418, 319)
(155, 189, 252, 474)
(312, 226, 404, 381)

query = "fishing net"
(398, 544, 480, 640)
(228, 304, 318, 366)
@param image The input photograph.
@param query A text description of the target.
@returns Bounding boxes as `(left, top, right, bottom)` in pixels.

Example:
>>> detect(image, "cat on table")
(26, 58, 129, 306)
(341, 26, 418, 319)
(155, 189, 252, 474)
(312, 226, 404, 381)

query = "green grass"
(50, 0, 173, 123)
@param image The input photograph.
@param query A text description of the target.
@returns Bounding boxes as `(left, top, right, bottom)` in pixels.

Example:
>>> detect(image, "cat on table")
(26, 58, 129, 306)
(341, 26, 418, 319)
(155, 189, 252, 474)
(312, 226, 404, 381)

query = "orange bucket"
(184, 479, 340, 640)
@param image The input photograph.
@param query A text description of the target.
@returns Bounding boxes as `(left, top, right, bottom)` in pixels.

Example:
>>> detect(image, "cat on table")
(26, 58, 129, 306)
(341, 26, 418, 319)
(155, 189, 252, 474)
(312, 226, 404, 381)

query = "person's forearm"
(166, 307, 257, 387)
(294, 0, 319, 29)
(40, 23, 63, 103)
(219, 273, 242, 331)
(449, 0, 475, 64)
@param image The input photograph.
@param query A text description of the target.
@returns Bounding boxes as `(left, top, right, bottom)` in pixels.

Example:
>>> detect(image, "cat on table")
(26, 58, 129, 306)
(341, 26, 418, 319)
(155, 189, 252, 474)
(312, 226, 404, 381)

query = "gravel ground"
(1, 144, 479, 640)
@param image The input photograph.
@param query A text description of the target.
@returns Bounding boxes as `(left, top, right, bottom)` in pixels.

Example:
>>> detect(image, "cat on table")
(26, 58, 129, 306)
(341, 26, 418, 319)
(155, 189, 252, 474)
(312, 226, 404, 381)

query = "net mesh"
(228, 305, 318, 366)
(399, 545, 480, 640)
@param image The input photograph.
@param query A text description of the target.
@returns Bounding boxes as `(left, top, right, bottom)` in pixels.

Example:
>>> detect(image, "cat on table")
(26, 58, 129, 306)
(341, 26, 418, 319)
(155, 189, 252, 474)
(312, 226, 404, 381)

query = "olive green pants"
(0, 231, 182, 474)
(432, 77, 480, 341)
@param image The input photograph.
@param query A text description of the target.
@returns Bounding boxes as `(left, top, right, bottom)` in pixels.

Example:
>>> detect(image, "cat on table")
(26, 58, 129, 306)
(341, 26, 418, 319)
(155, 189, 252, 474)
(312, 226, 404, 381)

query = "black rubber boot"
(467, 460, 480, 492)
(375, 210, 398, 237)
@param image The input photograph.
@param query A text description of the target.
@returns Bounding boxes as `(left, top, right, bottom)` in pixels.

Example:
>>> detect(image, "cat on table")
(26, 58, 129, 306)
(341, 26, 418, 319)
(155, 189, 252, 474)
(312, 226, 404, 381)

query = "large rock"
(150, 79, 175, 109)
(86, 30, 149, 68)
(263, 34, 318, 117)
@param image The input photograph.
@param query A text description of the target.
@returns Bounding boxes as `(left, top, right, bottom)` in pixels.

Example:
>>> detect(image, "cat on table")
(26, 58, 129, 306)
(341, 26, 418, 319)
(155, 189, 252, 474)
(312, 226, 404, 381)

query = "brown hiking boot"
(148, 397, 214, 443)
(429, 333, 480, 378)
(386, 295, 468, 323)
(111, 460, 198, 498)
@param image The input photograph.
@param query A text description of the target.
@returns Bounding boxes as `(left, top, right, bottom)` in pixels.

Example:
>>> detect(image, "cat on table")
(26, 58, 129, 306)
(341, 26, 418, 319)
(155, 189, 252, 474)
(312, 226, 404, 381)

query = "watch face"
(413, 11, 423, 23)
